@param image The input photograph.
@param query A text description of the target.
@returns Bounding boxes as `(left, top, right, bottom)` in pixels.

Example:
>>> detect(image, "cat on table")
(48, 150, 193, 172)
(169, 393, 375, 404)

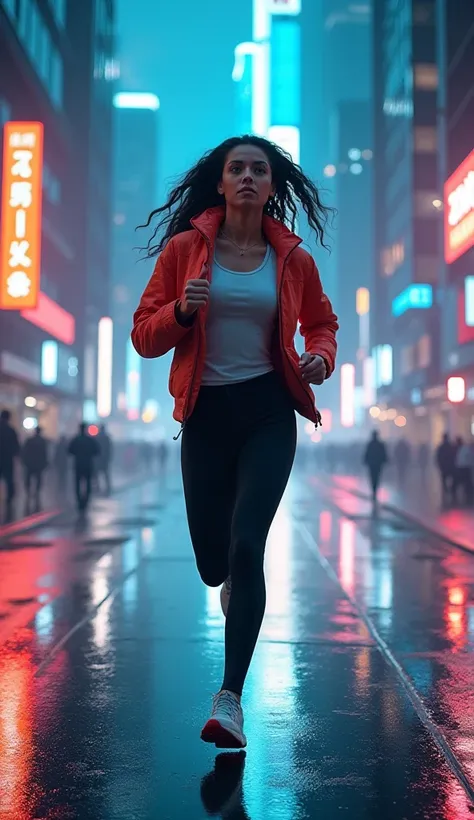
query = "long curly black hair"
(138, 135, 333, 257)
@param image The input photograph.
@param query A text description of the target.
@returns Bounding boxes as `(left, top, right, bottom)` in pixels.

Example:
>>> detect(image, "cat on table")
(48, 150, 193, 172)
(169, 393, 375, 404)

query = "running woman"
(132, 136, 338, 749)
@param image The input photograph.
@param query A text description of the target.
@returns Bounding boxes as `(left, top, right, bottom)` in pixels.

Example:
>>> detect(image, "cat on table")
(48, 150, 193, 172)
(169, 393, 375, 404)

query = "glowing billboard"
(444, 149, 474, 264)
(0, 121, 43, 309)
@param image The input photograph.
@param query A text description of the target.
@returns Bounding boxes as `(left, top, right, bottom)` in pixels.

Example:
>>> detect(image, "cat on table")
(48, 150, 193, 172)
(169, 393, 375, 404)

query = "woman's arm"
(299, 257, 338, 377)
(131, 239, 194, 358)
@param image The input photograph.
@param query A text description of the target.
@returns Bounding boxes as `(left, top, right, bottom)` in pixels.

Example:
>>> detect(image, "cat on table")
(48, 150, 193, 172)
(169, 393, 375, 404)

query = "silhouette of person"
(68, 423, 99, 512)
(363, 431, 388, 507)
(0, 408, 20, 515)
(435, 433, 455, 502)
(22, 426, 48, 511)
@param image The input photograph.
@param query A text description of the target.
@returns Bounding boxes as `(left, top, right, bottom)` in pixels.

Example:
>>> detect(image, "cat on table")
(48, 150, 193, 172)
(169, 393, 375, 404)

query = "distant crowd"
(0, 409, 169, 519)
(307, 432, 474, 508)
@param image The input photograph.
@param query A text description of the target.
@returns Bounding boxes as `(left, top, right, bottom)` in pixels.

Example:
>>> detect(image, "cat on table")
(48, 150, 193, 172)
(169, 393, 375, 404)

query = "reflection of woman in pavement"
(132, 136, 338, 748)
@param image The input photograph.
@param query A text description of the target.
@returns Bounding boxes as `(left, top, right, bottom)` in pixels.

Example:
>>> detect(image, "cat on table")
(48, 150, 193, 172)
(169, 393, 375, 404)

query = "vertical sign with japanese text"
(0, 121, 44, 309)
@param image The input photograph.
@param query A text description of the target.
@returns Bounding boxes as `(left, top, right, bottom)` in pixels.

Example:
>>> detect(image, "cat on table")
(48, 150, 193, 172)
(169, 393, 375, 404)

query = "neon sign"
(0, 122, 43, 309)
(444, 149, 474, 264)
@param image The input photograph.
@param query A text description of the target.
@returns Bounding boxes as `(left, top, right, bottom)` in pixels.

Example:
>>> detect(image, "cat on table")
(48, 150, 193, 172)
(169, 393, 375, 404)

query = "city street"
(1, 466, 474, 819)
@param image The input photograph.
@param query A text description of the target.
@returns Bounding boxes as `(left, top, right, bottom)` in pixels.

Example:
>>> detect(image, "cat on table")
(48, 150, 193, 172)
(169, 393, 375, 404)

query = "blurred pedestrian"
(22, 426, 48, 511)
(68, 423, 99, 512)
(0, 408, 20, 513)
(132, 135, 338, 749)
(435, 434, 455, 502)
(96, 424, 113, 494)
(363, 431, 388, 507)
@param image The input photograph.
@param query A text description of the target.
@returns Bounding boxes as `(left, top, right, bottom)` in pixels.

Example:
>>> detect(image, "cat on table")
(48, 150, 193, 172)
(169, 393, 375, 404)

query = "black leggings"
(181, 371, 297, 696)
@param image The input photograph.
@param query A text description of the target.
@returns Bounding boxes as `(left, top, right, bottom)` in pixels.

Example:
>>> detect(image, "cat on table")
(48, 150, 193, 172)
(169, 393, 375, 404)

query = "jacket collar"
(191, 206, 302, 258)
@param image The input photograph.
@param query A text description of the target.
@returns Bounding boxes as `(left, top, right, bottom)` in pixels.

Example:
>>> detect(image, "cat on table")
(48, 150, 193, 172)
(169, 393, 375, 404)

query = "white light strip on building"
(252, 0, 270, 136)
(113, 92, 160, 111)
(267, 125, 300, 164)
(97, 317, 113, 418)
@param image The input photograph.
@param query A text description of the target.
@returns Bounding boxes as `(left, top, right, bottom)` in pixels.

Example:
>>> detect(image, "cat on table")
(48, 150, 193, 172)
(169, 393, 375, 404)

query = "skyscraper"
(0, 0, 115, 436)
(438, 0, 474, 435)
(373, 0, 440, 444)
(111, 92, 162, 431)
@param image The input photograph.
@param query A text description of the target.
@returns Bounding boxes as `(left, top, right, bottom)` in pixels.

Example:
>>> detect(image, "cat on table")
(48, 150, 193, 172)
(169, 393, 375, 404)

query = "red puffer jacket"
(132, 206, 338, 431)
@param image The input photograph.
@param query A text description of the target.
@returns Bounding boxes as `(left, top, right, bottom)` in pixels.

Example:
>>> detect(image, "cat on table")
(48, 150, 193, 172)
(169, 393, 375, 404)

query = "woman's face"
(218, 144, 275, 209)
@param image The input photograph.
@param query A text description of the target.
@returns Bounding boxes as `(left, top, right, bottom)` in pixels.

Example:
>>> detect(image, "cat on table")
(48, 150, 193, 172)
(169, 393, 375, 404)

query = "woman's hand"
(177, 264, 210, 322)
(299, 353, 327, 385)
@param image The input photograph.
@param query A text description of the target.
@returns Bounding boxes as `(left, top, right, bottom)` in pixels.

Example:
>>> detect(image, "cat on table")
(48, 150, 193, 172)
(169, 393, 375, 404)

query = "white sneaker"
(201, 690, 247, 749)
(220, 576, 232, 617)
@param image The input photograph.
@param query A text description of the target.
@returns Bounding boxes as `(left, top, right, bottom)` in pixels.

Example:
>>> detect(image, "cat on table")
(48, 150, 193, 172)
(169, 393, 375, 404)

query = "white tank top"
(201, 245, 278, 386)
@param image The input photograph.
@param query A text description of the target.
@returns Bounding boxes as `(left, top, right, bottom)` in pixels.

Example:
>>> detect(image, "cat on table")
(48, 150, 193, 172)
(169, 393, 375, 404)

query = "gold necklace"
(220, 230, 264, 257)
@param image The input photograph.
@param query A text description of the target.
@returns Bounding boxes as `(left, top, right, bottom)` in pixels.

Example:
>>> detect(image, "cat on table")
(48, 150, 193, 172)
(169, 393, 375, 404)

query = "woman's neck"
(221, 207, 264, 245)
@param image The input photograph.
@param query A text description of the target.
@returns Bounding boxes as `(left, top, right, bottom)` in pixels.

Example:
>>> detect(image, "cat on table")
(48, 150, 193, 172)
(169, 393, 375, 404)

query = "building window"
(418, 335, 431, 368)
(37, 16, 51, 83)
(381, 240, 405, 277)
(415, 191, 442, 218)
(0, 97, 12, 126)
(1, 0, 17, 19)
(49, 0, 66, 28)
(414, 64, 438, 91)
(50, 49, 64, 108)
(414, 126, 437, 153)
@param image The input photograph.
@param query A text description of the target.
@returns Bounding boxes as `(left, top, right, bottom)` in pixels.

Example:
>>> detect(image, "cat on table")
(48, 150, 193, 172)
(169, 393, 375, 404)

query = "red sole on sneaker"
(201, 719, 246, 749)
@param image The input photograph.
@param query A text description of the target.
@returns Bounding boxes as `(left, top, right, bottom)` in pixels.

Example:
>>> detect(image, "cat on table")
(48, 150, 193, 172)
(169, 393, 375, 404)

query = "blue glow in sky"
(117, 0, 251, 200)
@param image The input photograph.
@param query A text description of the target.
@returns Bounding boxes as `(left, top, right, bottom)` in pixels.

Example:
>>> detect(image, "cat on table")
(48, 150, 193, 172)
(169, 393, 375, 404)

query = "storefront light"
(24, 396, 37, 408)
(41, 340, 58, 386)
(465, 277, 474, 326)
(97, 317, 113, 418)
(395, 415, 407, 427)
(340, 363, 355, 428)
(23, 417, 38, 430)
(447, 376, 465, 403)
(369, 405, 380, 418)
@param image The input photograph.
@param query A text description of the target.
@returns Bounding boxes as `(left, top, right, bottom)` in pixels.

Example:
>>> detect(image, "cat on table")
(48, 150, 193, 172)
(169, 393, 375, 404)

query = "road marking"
(297, 520, 474, 806)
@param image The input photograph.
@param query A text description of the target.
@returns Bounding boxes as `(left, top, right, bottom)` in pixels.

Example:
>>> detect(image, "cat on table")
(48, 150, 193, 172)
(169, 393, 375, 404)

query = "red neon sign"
(0, 121, 43, 309)
(21, 291, 75, 345)
(444, 148, 474, 264)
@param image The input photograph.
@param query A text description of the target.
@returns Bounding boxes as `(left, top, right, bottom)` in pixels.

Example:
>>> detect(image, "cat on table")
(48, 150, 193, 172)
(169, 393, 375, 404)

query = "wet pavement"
(1, 466, 474, 818)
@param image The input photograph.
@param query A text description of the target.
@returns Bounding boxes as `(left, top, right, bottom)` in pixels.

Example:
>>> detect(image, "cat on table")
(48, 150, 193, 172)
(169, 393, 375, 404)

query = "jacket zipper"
(278, 248, 322, 429)
(173, 233, 211, 441)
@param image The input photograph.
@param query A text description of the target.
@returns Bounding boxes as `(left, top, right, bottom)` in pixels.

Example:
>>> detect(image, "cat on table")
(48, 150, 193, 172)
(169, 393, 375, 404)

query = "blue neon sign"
(392, 284, 433, 317)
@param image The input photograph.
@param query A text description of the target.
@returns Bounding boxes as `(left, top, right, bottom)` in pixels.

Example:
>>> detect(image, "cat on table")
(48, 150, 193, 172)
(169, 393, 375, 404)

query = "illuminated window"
(50, 49, 64, 108)
(414, 126, 437, 153)
(50, 0, 66, 27)
(418, 334, 431, 368)
(2, 0, 16, 18)
(414, 64, 438, 91)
